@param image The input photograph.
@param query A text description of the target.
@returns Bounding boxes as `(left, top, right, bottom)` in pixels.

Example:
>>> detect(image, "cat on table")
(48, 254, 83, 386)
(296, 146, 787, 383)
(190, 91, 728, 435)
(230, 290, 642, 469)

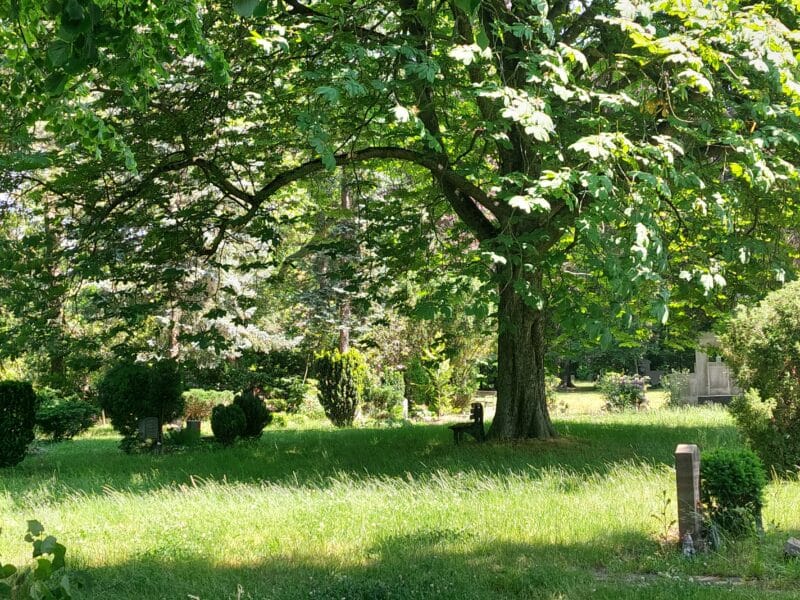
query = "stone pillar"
(675, 444, 702, 543)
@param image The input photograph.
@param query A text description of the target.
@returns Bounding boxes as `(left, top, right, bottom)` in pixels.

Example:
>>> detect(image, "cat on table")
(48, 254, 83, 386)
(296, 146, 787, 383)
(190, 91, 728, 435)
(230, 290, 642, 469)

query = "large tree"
(4, 0, 800, 438)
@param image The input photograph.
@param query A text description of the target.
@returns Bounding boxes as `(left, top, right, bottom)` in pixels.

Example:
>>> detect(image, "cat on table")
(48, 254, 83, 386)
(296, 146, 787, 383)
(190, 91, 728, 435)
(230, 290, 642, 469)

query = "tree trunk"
(560, 359, 575, 388)
(489, 275, 557, 440)
(338, 172, 352, 353)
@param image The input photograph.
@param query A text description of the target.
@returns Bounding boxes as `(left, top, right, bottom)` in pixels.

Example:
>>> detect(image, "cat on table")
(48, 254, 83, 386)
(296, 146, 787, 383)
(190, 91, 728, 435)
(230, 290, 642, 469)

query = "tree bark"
(338, 172, 352, 353)
(489, 273, 557, 440)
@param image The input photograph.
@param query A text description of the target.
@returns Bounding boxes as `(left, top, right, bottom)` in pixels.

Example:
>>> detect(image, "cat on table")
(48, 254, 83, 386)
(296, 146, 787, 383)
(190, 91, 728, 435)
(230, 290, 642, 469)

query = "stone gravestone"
(675, 444, 702, 546)
(138, 416, 159, 441)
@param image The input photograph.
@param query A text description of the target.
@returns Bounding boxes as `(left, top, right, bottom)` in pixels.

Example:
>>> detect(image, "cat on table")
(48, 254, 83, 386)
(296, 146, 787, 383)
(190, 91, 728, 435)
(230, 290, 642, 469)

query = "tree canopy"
(2, 0, 800, 438)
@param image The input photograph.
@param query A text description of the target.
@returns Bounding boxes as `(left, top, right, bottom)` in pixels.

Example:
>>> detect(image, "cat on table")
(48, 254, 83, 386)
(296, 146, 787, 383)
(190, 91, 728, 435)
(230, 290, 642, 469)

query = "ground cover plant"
(1, 391, 799, 599)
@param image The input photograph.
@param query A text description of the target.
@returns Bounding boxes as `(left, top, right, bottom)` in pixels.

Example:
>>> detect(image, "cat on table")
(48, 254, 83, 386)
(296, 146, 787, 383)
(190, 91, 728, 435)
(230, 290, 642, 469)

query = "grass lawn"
(1, 390, 799, 599)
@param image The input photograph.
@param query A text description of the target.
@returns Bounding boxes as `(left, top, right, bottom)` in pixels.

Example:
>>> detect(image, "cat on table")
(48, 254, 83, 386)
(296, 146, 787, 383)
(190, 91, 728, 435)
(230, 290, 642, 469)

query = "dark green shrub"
(97, 360, 184, 450)
(314, 348, 367, 427)
(700, 448, 767, 535)
(35, 389, 98, 441)
(0, 381, 38, 467)
(233, 388, 272, 438)
(721, 281, 800, 473)
(211, 403, 246, 445)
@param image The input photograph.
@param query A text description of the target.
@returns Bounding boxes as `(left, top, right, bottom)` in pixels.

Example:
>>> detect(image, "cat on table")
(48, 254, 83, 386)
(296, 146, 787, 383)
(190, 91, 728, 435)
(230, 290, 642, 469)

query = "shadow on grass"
(0, 413, 741, 499)
(71, 529, 795, 600)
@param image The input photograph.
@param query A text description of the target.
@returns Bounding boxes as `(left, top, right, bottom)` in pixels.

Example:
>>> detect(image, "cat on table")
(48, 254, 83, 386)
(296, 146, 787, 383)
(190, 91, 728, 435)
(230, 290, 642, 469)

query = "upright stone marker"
(675, 444, 702, 544)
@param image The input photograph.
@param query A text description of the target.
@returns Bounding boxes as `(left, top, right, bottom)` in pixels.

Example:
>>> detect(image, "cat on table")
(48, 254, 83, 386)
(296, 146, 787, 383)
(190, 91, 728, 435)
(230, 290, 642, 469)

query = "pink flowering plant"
(598, 372, 648, 411)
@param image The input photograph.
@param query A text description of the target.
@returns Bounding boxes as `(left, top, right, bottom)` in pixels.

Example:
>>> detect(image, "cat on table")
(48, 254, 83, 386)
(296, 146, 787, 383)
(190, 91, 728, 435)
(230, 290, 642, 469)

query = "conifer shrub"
(97, 360, 183, 451)
(314, 348, 367, 427)
(35, 388, 97, 441)
(0, 381, 38, 467)
(700, 448, 767, 535)
(233, 388, 272, 438)
(211, 403, 247, 445)
(721, 281, 800, 473)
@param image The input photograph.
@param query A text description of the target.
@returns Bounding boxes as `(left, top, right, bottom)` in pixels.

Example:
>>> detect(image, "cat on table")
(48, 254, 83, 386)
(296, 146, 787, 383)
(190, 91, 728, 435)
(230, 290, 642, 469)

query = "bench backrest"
(469, 402, 483, 423)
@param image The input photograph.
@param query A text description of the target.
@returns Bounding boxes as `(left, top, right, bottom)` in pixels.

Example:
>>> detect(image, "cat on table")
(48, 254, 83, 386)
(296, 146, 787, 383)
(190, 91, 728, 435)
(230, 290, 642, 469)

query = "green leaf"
(0, 564, 17, 578)
(233, 0, 260, 17)
(33, 558, 52, 581)
(252, 0, 270, 17)
(48, 40, 71, 67)
(454, 0, 480, 14)
(43, 72, 68, 95)
(64, 0, 83, 21)
(40, 536, 58, 555)
(476, 27, 490, 50)
(600, 329, 613, 351)
(27, 521, 45, 537)
(314, 86, 340, 104)
(51, 543, 66, 571)
(0, 581, 12, 598)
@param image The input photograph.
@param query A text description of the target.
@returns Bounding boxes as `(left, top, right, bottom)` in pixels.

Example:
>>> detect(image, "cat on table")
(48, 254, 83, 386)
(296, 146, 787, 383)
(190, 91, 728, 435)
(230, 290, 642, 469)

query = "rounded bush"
(314, 348, 367, 427)
(721, 281, 800, 472)
(35, 389, 98, 441)
(0, 381, 38, 467)
(233, 389, 272, 439)
(700, 448, 767, 535)
(97, 360, 183, 449)
(211, 403, 246, 445)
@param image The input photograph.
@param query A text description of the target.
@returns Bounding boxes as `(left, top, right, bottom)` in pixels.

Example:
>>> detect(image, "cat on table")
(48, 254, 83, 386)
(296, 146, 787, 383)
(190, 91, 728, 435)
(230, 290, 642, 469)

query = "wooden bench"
(449, 402, 485, 444)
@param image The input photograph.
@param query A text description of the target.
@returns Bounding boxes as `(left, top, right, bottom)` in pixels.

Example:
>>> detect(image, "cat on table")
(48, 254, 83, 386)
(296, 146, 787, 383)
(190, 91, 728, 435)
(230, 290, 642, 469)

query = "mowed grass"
(1, 392, 799, 599)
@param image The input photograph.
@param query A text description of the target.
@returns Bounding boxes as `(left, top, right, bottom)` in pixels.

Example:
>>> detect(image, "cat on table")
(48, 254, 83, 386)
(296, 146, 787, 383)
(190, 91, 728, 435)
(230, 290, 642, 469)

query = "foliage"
(35, 388, 97, 441)
(182, 389, 233, 421)
(545, 374, 567, 414)
(233, 388, 272, 439)
(314, 348, 367, 427)
(661, 370, 692, 407)
(700, 448, 767, 536)
(721, 281, 800, 473)
(210, 404, 247, 445)
(97, 360, 184, 449)
(365, 369, 405, 413)
(0, 380, 38, 467)
(728, 390, 800, 475)
(262, 377, 308, 413)
(404, 339, 459, 415)
(598, 373, 647, 411)
(0, 520, 75, 599)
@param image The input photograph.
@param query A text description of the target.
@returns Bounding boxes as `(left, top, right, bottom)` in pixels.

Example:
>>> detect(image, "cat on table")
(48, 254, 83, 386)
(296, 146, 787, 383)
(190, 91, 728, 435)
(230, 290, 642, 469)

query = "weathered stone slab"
(138, 416, 159, 441)
(785, 537, 800, 558)
(675, 444, 702, 544)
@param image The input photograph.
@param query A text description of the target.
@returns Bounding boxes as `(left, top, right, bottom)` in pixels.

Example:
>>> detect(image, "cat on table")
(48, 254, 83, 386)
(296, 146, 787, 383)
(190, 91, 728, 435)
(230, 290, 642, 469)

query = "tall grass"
(1, 405, 798, 599)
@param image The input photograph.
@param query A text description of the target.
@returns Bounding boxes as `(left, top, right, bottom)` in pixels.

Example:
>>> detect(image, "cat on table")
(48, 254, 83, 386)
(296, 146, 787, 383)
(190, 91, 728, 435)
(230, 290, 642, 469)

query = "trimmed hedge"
(0, 381, 38, 467)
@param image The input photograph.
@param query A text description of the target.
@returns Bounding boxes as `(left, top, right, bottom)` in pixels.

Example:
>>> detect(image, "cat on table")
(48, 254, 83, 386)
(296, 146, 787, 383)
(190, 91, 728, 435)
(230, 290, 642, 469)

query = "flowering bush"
(598, 372, 648, 410)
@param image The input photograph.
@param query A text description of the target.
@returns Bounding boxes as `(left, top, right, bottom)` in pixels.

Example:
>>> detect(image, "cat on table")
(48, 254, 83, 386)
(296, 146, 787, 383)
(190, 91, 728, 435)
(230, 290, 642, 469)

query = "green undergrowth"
(1, 406, 798, 599)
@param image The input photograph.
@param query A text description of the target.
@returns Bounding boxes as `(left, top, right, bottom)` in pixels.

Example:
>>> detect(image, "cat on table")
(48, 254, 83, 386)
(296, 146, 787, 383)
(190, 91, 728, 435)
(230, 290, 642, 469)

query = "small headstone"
(185, 420, 201, 434)
(785, 537, 800, 558)
(675, 444, 702, 545)
(401, 398, 409, 420)
(138, 416, 159, 441)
